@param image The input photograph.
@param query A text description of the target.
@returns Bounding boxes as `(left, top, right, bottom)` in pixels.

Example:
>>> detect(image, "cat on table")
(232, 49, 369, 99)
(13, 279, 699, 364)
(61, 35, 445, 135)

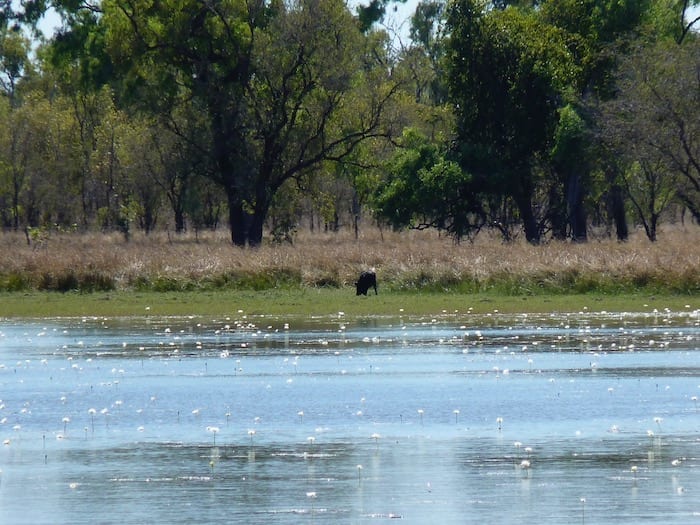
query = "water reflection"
(0, 310, 698, 523)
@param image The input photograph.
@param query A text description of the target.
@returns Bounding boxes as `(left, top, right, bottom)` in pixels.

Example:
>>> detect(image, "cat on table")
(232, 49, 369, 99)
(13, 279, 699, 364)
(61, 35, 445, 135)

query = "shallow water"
(1, 309, 699, 524)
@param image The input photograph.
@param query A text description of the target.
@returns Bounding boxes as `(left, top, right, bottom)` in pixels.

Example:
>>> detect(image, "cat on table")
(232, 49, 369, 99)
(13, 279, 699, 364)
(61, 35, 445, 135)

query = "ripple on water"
(0, 312, 698, 524)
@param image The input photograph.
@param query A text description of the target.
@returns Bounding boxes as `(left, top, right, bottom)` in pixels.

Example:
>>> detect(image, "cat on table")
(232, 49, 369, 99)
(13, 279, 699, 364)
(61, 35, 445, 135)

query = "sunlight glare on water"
(0, 309, 699, 523)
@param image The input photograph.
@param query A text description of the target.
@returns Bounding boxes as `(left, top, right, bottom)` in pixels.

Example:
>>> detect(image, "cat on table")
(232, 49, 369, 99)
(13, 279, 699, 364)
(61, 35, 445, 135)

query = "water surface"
(1, 309, 699, 523)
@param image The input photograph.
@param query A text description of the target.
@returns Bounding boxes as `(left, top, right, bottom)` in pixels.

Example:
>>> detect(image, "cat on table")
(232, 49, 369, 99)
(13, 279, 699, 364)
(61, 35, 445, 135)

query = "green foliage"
(0, 272, 30, 291)
(34, 269, 115, 292)
(228, 269, 302, 291)
(46, 10, 113, 91)
(72, 0, 399, 246)
(445, 1, 581, 242)
(356, 0, 409, 32)
(198, 268, 304, 291)
(540, 0, 653, 97)
(130, 268, 305, 292)
(1, 0, 699, 247)
(4, 261, 698, 296)
(0, 27, 30, 98)
(447, 2, 580, 163)
(540, 0, 651, 43)
(390, 268, 476, 293)
(373, 264, 700, 296)
(551, 105, 586, 165)
(373, 128, 478, 239)
(599, 38, 700, 237)
(549, 104, 593, 240)
(102, 0, 254, 108)
(268, 181, 300, 244)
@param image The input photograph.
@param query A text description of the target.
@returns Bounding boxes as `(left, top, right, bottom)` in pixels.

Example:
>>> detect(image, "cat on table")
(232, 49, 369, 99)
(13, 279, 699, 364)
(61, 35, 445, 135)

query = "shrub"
(1, 273, 30, 291)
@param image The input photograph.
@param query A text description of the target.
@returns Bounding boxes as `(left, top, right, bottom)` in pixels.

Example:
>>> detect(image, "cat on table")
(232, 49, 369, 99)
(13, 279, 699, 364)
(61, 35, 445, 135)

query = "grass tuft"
(0, 227, 699, 298)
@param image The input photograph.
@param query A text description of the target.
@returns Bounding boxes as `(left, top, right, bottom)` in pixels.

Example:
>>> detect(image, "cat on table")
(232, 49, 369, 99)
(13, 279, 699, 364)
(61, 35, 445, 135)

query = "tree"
(540, 0, 653, 97)
(623, 161, 675, 241)
(0, 93, 35, 229)
(240, 0, 400, 246)
(84, 0, 400, 246)
(29, 92, 84, 229)
(1, 0, 49, 26)
(599, 39, 700, 237)
(0, 26, 31, 105)
(445, 0, 580, 243)
(142, 113, 205, 234)
(405, 0, 448, 104)
(373, 128, 479, 239)
(549, 104, 591, 241)
(355, 0, 409, 33)
(0, 89, 82, 230)
(96, 0, 260, 244)
(44, 85, 129, 232)
(539, 0, 668, 241)
(674, 0, 700, 44)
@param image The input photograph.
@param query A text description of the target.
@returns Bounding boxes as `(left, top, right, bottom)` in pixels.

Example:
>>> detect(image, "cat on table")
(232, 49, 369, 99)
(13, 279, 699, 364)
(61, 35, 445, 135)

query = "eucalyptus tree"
(0, 28, 34, 229)
(94, 0, 259, 244)
(0, 89, 82, 230)
(85, 0, 399, 246)
(445, 0, 580, 243)
(114, 116, 165, 234)
(549, 104, 591, 241)
(27, 92, 84, 229)
(0, 83, 43, 230)
(0, 26, 31, 105)
(355, 0, 409, 32)
(537, 0, 655, 240)
(140, 112, 206, 234)
(674, 0, 700, 43)
(60, 85, 129, 231)
(442, 0, 677, 243)
(584, 1, 700, 240)
(145, 113, 225, 234)
(539, 0, 653, 98)
(599, 39, 700, 239)
(241, 0, 400, 246)
(0, 0, 48, 37)
(405, 0, 448, 104)
(372, 127, 481, 240)
(0, 93, 30, 229)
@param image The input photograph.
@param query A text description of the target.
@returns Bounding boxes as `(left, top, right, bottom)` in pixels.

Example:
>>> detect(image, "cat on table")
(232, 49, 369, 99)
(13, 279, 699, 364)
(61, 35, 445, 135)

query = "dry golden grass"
(2, 226, 699, 294)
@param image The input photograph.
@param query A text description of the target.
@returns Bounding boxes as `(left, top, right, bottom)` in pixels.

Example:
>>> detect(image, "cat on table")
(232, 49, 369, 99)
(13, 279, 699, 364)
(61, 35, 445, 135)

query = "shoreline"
(1, 289, 696, 319)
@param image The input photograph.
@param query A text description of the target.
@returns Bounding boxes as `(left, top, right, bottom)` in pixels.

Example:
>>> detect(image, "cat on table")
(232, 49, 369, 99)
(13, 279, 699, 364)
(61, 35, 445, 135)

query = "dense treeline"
(1, 0, 699, 246)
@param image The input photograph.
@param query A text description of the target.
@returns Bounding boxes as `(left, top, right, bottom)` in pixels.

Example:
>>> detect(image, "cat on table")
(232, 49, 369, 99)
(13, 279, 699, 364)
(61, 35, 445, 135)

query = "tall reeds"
(1, 227, 698, 294)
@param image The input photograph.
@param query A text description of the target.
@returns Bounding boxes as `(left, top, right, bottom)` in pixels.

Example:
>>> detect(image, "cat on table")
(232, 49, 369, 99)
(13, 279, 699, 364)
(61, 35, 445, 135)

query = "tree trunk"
(225, 181, 270, 247)
(143, 206, 155, 234)
(248, 211, 265, 247)
(514, 194, 540, 244)
(609, 184, 628, 241)
(647, 212, 658, 242)
(567, 174, 587, 242)
(227, 191, 249, 247)
(352, 191, 361, 240)
(174, 206, 186, 234)
(12, 174, 20, 231)
(549, 181, 568, 241)
(248, 185, 273, 247)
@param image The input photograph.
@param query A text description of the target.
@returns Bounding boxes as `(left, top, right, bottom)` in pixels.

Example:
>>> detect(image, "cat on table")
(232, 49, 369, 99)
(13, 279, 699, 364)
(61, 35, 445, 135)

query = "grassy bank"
(0, 228, 698, 318)
(0, 289, 696, 319)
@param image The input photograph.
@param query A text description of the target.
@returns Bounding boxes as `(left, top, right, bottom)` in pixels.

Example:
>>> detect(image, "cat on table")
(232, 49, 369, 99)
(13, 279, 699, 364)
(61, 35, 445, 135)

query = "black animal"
(355, 271, 378, 296)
